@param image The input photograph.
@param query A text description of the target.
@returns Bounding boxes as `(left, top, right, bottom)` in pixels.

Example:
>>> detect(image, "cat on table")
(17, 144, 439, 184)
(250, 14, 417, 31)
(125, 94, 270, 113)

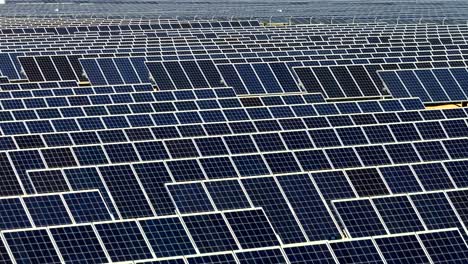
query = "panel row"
(19, 154, 468, 231)
(0, 98, 424, 134)
(0, 88, 323, 111)
(0, 208, 281, 263)
(333, 188, 468, 239)
(130, 229, 468, 264)
(0, 190, 112, 230)
(166, 159, 468, 242)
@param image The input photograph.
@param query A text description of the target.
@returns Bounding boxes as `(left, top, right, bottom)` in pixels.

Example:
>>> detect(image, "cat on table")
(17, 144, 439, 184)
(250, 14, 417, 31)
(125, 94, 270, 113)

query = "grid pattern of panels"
(3, 16, 468, 264)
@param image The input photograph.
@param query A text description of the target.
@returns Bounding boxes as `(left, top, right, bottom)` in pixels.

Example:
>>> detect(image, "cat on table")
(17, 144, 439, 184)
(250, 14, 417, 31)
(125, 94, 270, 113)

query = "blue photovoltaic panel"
(133, 162, 176, 216)
(284, 244, 337, 264)
(414, 70, 450, 102)
(0, 54, 21, 80)
(236, 248, 288, 264)
(418, 230, 468, 263)
(447, 190, 468, 227)
(167, 182, 215, 214)
(114, 57, 141, 84)
(372, 196, 425, 234)
(95, 221, 153, 262)
(146, 62, 176, 90)
(62, 191, 113, 223)
(23, 194, 73, 227)
(80, 59, 107, 85)
(50, 225, 109, 264)
(235, 64, 266, 94)
(333, 199, 387, 237)
(99, 165, 154, 218)
(205, 179, 251, 210)
(277, 174, 341, 240)
(410, 192, 465, 232)
(269, 62, 301, 93)
(242, 177, 307, 244)
(379, 68, 468, 103)
(180, 60, 210, 88)
(433, 69, 466, 101)
(97, 58, 124, 85)
(182, 213, 239, 253)
(0, 198, 31, 229)
(4, 229, 62, 264)
(197, 60, 223, 88)
(187, 253, 237, 264)
(374, 234, 431, 264)
(306, 67, 344, 98)
(5, 17, 468, 264)
(218, 64, 248, 94)
(252, 63, 283, 93)
(224, 209, 280, 249)
(139, 217, 197, 258)
(163, 61, 193, 89)
(330, 239, 385, 264)
(64, 167, 119, 218)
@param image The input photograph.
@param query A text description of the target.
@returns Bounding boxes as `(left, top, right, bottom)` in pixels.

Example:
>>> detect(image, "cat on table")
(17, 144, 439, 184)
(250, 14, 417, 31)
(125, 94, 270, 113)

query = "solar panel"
(418, 229, 468, 263)
(374, 234, 431, 264)
(224, 209, 280, 249)
(99, 165, 155, 218)
(182, 213, 239, 253)
(371, 196, 425, 234)
(410, 192, 465, 232)
(167, 182, 215, 214)
(330, 239, 385, 264)
(94, 221, 154, 262)
(333, 199, 387, 238)
(50, 224, 110, 264)
(139, 217, 197, 258)
(236, 248, 288, 263)
(284, 244, 336, 264)
(276, 174, 341, 240)
(23, 194, 73, 227)
(62, 191, 114, 223)
(4, 229, 62, 264)
(0, 197, 31, 230)
(294, 65, 384, 99)
(186, 253, 237, 264)
(379, 68, 468, 103)
(242, 177, 307, 244)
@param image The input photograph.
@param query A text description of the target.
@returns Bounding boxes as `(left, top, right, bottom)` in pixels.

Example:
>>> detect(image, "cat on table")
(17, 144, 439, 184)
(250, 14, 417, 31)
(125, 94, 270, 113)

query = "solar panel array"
(0, 3, 468, 263)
